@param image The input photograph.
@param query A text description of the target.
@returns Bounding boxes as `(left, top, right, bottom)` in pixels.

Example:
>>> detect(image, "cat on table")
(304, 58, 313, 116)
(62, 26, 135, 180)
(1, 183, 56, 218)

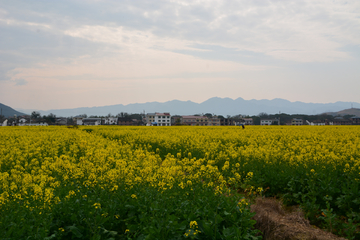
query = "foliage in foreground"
(1, 125, 360, 239)
(0, 126, 260, 239)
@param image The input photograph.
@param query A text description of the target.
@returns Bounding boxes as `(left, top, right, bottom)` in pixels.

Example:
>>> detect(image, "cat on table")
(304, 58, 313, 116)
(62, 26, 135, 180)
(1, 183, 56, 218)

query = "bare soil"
(251, 197, 346, 240)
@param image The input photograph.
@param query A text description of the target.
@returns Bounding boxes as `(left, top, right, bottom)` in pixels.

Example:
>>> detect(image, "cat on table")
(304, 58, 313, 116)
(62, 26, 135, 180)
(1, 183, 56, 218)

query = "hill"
(24, 97, 360, 117)
(324, 108, 360, 117)
(0, 103, 27, 118)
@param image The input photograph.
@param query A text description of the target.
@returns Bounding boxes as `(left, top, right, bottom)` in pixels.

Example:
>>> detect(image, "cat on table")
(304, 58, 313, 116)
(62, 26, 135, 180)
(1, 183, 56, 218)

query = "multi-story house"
(291, 118, 303, 126)
(146, 113, 171, 126)
(208, 116, 220, 126)
(145, 113, 156, 125)
(351, 116, 360, 125)
(220, 118, 234, 126)
(73, 115, 84, 125)
(260, 118, 280, 125)
(333, 117, 352, 125)
(156, 113, 171, 126)
(242, 118, 253, 125)
(181, 115, 208, 126)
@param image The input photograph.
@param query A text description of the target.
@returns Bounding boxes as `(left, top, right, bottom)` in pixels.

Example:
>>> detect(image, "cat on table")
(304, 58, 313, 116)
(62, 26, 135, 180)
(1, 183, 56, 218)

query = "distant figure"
(242, 124, 245, 129)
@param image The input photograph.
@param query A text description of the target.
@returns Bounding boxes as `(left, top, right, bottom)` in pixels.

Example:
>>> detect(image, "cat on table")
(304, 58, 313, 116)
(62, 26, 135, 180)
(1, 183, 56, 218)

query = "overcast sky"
(1, 0, 359, 110)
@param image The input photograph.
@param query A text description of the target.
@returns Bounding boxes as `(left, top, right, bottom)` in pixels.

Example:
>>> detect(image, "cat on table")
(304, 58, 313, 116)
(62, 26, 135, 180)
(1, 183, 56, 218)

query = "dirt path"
(251, 198, 346, 240)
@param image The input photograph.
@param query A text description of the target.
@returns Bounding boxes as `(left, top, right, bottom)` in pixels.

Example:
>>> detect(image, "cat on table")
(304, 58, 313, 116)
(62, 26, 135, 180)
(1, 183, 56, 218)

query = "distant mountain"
(18, 97, 360, 117)
(324, 108, 360, 117)
(0, 103, 27, 118)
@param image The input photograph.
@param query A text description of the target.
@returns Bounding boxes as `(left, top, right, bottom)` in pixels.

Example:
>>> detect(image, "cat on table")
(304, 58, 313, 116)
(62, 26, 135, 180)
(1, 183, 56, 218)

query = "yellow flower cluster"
(184, 220, 201, 237)
(0, 125, 359, 214)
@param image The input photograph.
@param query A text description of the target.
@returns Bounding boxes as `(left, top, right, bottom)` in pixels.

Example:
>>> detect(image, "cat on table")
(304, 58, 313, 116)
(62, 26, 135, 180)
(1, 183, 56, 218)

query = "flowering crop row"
(0, 126, 359, 239)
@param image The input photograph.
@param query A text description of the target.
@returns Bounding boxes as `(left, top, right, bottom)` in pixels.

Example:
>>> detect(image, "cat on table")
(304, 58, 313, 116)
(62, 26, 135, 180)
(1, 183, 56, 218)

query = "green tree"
(31, 111, 41, 119)
(43, 113, 56, 124)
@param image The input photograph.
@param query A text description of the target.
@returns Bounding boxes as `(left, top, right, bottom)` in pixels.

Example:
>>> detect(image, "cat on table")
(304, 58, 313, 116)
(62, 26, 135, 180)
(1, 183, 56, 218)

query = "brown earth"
(251, 198, 346, 240)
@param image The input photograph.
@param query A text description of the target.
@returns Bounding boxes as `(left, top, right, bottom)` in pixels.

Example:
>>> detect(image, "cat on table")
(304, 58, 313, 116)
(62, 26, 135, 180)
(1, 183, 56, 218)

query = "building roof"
(182, 115, 207, 119)
(156, 112, 170, 116)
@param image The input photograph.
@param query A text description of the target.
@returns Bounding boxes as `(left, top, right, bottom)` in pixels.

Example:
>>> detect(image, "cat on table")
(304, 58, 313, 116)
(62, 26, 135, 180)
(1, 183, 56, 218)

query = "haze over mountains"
(0, 103, 26, 118)
(10, 97, 360, 117)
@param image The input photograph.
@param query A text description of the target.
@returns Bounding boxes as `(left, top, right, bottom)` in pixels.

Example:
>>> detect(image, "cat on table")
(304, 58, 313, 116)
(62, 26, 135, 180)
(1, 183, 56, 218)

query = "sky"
(0, 0, 360, 111)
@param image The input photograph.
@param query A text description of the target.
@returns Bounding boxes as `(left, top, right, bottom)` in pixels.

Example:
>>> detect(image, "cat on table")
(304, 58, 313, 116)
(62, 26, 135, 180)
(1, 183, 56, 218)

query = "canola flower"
(0, 125, 359, 239)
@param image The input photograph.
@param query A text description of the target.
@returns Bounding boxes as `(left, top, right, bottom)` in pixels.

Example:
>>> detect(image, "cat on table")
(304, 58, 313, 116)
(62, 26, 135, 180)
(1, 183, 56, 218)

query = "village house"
(333, 117, 352, 125)
(291, 118, 303, 126)
(73, 115, 87, 125)
(350, 116, 360, 125)
(242, 118, 253, 125)
(207, 116, 220, 126)
(56, 118, 68, 125)
(145, 112, 171, 126)
(145, 113, 155, 126)
(118, 117, 142, 126)
(82, 118, 102, 125)
(220, 118, 234, 126)
(260, 118, 280, 125)
(18, 117, 48, 126)
(104, 117, 118, 125)
(307, 120, 327, 126)
(181, 115, 208, 126)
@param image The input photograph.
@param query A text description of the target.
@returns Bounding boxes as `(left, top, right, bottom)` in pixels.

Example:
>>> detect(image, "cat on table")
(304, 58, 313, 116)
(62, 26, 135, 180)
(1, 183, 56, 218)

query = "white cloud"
(0, 17, 52, 30)
(113, 0, 360, 62)
(3, 1, 360, 63)
(1, 0, 360, 110)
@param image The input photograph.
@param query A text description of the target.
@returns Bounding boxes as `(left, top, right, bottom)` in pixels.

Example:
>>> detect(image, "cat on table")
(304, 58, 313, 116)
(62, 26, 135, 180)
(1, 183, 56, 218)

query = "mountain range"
(11, 97, 360, 117)
(0, 103, 26, 118)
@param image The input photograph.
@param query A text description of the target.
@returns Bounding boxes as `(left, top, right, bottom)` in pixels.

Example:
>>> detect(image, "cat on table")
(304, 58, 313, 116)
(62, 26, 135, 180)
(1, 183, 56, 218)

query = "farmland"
(0, 126, 359, 239)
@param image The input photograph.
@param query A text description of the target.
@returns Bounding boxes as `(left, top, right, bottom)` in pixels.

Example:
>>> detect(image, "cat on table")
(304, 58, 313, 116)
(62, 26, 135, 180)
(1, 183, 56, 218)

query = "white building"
(260, 118, 280, 125)
(18, 118, 48, 126)
(73, 116, 84, 125)
(146, 112, 171, 126)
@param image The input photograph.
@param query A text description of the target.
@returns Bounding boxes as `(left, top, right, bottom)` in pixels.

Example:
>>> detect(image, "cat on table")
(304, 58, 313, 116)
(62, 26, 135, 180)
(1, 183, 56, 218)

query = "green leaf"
(66, 225, 83, 238)
(90, 234, 101, 240)
(43, 234, 56, 240)
(103, 228, 118, 237)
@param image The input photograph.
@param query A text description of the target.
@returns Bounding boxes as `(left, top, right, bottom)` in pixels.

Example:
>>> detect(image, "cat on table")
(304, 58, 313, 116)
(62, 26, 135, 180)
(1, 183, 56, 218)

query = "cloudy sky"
(1, 0, 359, 110)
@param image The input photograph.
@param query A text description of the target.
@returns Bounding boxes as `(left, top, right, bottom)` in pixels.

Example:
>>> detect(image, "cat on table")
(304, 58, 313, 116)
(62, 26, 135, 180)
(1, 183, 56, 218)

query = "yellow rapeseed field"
(0, 125, 359, 239)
